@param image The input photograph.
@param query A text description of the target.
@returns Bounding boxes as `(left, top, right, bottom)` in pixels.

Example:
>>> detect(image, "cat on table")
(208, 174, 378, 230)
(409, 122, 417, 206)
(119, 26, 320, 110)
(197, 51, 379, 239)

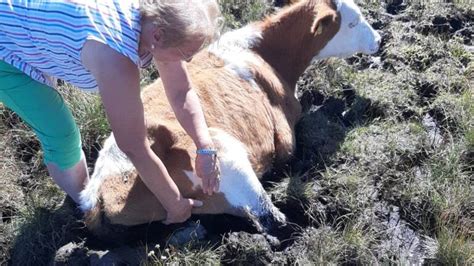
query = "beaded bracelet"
(196, 148, 218, 155)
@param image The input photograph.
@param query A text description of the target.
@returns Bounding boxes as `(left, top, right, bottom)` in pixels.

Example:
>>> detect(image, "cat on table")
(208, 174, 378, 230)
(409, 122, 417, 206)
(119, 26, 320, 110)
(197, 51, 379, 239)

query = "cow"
(79, 0, 381, 236)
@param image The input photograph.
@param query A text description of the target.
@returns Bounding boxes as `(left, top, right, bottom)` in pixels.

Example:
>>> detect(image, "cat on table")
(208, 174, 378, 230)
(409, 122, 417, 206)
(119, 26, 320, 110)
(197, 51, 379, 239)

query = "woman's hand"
(163, 197, 203, 224)
(195, 153, 220, 195)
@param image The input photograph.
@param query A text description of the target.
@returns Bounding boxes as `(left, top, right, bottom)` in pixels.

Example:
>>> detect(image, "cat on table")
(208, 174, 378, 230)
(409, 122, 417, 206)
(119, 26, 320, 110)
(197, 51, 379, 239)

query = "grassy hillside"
(1, 0, 472, 264)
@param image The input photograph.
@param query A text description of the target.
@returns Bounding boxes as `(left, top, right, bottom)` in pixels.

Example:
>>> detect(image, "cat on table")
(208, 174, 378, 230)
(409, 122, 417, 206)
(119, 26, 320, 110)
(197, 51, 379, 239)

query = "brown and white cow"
(79, 0, 381, 235)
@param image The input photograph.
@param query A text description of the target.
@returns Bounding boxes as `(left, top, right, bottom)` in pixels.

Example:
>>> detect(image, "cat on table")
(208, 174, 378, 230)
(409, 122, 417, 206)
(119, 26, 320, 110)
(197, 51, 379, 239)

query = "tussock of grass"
(311, 167, 376, 221)
(341, 220, 380, 264)
(219, 0, 272, 29)
(341, 122, 428, 171)
(430, 91, 472, 134)
(390, 141, 472, 239)
(435, 221, 474, 265)
(352, 69, 421, 119)
(396, 36, 446, 72)
(427, 144, 472, 226)
(269, 175, 313, 205)
(1, 109, 45, 178)
(287, 226, 346, 264)
(446, 37, 473, 66)
(297, 59, 356, 93)
(220, 232, 277, 265)
(144, 243, 220, 266)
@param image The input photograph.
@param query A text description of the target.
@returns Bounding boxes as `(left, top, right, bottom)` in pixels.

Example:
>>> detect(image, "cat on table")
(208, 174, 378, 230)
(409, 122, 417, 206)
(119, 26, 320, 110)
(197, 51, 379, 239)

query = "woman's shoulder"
(81, 40, 137, 76)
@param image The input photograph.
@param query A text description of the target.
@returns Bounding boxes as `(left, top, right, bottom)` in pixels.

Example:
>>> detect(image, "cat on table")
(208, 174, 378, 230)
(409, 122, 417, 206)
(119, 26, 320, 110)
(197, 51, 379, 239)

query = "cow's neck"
(253, 0, 337, 89)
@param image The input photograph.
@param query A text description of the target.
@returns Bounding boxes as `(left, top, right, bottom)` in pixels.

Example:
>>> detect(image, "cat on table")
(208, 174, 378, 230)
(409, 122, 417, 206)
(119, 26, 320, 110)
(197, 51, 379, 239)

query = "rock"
(53, 241, 146, 265)
(53, 241, 88, 266)
(88, 250, 118, 266)
(88, 246, 145, 265)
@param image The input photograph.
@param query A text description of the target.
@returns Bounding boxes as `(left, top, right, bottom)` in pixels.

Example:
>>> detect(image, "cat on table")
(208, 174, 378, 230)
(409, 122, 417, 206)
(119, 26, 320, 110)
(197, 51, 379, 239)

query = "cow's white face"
(316, 0, 381, 59)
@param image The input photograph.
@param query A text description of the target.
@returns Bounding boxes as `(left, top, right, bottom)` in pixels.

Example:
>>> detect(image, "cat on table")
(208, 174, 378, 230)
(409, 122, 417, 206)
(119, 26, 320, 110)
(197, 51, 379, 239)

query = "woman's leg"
(0, 61, 89, 204)
(46, 153, 89, 204)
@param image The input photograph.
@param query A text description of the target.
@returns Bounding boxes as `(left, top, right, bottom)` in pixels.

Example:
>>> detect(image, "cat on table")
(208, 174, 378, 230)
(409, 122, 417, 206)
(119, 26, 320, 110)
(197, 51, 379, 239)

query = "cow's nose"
(370, 31, 382, 53)
(375, 31, 382, 45)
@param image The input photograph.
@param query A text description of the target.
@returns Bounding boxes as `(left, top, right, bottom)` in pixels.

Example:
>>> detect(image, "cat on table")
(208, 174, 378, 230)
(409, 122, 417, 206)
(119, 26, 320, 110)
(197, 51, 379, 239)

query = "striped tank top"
(0, 0, 152, 91)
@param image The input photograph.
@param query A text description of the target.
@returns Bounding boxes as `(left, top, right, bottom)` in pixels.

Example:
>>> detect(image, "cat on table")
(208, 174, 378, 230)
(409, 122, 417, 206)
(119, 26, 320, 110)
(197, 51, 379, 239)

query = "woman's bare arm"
(81, 40, 201, 223)
(155, 60, 220, 195)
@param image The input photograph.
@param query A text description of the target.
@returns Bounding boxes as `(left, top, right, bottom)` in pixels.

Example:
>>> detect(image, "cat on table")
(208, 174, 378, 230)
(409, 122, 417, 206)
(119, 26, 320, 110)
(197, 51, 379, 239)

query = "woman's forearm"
(171, 88, 214, 149)
(125, 144, 182, 208)
(157, 60, 214, 149)
(156, 61, 220, 195)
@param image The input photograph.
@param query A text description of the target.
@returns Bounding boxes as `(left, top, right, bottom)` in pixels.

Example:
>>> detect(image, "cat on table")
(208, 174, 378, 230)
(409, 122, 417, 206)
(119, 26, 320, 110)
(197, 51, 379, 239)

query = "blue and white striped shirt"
(0, 0, 152, 91)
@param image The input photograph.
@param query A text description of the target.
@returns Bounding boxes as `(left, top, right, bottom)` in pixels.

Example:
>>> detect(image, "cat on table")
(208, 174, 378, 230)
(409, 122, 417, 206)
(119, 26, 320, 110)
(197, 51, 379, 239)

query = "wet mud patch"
(375, 203, 438, 264)
(416, 8, 474, 45)
(385, 0, 408, 15)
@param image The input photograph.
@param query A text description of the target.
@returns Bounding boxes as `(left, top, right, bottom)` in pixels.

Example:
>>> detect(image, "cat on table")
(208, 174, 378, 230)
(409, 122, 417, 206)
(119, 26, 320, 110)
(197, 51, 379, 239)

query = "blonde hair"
(139, 0, 223, 48)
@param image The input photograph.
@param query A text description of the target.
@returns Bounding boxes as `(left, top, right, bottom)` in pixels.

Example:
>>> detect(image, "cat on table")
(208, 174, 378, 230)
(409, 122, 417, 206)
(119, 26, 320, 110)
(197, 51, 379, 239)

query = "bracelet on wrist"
(196, 148, 217, 155)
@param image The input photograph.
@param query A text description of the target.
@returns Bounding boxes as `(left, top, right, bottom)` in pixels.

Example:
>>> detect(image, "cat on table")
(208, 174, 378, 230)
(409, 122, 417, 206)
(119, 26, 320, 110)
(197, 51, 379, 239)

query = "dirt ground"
(1, 0, 472, 265)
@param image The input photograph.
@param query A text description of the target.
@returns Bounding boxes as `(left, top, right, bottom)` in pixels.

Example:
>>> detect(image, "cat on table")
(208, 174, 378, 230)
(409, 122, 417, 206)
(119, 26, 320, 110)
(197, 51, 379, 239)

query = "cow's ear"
(311, 8, 337, 36)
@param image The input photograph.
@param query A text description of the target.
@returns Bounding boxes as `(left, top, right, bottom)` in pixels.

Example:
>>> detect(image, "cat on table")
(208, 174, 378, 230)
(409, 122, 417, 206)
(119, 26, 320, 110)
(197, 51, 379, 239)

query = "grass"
(435, 222, 474, 265)
(287, 226, 346, 264)
(219, 232, 276, 264)
(0, 0, 472, 264)
(219, 0, 273, 29)
(143, 243, 220, 266)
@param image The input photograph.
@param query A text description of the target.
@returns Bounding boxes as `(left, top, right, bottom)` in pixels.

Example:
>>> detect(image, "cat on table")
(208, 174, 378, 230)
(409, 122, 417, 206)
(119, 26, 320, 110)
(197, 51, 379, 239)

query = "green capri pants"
(0, 60, 82, 170)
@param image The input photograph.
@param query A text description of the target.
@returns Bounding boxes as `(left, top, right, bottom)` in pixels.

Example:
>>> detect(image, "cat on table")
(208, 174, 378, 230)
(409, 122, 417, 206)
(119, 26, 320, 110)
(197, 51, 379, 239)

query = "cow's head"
(314, 0, 381, 59)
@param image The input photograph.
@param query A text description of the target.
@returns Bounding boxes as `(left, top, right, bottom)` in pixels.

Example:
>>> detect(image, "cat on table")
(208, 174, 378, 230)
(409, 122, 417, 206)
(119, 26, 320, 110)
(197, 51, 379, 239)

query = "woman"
(0, 0, 221, 224)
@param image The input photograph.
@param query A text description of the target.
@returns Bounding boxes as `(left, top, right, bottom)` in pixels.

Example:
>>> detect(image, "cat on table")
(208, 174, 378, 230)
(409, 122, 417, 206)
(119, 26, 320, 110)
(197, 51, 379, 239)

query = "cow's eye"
(349, 17, 360, 28)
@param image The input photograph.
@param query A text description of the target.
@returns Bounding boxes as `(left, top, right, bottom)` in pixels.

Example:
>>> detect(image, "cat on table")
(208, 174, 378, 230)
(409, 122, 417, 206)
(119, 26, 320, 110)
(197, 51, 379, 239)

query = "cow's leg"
(206, 128, 287, 233)
(272, 105, 299, 164)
